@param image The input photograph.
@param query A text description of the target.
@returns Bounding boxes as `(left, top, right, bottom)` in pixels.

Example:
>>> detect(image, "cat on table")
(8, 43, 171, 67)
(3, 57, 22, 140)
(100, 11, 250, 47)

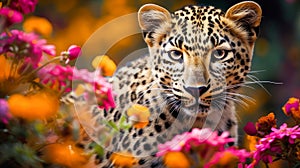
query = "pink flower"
(0, 30, 56, 68)
(157, 128, 234, 156)
(9, 0, 38, 14)
(73, 68, 115, 110)
(251, 123, 300, 166)
(60, 45, 81, 63)
(282, 97, 299, 116)
(67, 45, 81, 60)
(0, 7, 23, 27)
(243, 122, 257, 136)
(270, 123, 300, 144)
(39, 65, 116, 110)
(39, 65, 74, 92)
(0, 99, 11, 124)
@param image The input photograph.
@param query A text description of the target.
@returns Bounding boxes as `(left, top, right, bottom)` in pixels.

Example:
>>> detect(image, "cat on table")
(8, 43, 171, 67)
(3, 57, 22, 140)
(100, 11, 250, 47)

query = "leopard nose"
(183, 86, 208, 97)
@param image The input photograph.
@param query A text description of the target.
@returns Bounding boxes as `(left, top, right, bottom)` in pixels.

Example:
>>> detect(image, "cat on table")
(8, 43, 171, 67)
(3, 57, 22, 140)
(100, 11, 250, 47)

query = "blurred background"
(33, 0, 299, 147)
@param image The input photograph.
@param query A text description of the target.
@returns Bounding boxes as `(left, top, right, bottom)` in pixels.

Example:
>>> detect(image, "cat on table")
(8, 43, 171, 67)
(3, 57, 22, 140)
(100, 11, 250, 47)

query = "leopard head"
(138, 1, 262, 117)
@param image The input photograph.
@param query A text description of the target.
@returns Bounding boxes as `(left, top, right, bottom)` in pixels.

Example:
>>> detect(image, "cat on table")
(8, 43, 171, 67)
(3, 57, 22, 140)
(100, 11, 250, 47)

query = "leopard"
(72, 1, 262, 167)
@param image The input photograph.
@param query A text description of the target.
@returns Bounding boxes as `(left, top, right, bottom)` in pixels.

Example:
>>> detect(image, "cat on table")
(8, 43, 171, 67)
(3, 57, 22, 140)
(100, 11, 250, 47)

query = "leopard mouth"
(181, 102, 210, 116)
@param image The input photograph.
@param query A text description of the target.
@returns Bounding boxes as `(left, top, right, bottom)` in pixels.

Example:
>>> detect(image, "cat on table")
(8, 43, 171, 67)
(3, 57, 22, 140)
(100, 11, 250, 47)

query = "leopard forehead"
(168, 6, 232, 52)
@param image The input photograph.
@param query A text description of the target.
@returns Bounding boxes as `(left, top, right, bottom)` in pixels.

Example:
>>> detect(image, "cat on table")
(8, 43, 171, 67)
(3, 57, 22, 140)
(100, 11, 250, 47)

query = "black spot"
(143, 143, 151, 151)
(156, 136, 164, 143)
(154, 125, 162, 133)
(139, 159, 146, 165)
(226, 119, 235, 130)
(164, 122, 171, 129)
(113, 112, 121, 122)
(134, 73, 138, 79)
(228, 142, 235, 146)
(138, 129, 144, 136)
(236, 53, 241, 59)
(159, 113, 166, 120)
(136, 150, 142, 155)
(133, 141, 140, 151)
(149, 132, 154, 136)
(75, 143, 85, 149)
(240, 60, 245, 65)
(208, 28, 213, 35)
(230, 42, 236, 47)
(142, 80, 146, 85)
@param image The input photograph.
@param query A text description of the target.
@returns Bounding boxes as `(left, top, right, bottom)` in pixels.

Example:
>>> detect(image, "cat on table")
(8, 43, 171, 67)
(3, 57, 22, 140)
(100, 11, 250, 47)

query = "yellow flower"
(127, 104, 150, 129)
(163, 151, 190, 168)
(42, 141, 88, 168)
(23, 16, 53, 37)
(8, 90, 59, 120)
(109, 151, 138, 167)
(92, 55, 117, 76)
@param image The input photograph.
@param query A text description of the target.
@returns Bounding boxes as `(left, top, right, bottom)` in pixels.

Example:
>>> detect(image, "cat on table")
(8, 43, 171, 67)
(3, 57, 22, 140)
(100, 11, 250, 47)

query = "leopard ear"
(138, 4, 171, 46)
(225, 1, 262, 42)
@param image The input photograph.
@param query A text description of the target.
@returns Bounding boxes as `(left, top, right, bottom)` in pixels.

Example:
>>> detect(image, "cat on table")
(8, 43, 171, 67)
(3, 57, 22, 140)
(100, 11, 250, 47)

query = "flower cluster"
(157, 128, 251, 168)
(244, 97, 300, 167)
(0, 1, 117, 167)
(0, 30, 55, 67)
(0, 0, 37, 27)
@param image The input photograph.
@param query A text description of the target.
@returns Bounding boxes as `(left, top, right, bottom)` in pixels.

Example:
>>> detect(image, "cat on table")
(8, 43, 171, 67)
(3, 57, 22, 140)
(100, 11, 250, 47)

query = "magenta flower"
(67, 45, 81, 60)
(282, 97, 299, 116)
(0, 7, 23, 27)
(157, 128, 234, 156)
(38, 64, 74, 92)
(73, 68, 115, 110)
(39, 65, 115, 110)
(0, 99, 11, 124)
(0, 30, 56, 68)
(244, 122, 257, 136)
(251, 123, 300, 166)
(9, 0, 38, 14)
(60, 45, 81, 63)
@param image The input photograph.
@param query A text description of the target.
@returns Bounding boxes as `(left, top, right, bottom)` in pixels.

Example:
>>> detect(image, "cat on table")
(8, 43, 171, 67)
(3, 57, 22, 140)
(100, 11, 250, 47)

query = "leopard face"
(138, 2, 262, 117)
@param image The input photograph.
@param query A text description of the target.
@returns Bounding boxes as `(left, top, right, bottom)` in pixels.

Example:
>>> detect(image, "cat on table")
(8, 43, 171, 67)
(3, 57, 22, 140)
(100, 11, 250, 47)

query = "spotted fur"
(75, 1, 262, 167)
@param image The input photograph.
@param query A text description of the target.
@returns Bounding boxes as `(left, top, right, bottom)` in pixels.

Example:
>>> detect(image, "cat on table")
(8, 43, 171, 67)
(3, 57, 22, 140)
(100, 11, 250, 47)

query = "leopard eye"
(211, 49, 229, 60)
(168, 50, 183, 61)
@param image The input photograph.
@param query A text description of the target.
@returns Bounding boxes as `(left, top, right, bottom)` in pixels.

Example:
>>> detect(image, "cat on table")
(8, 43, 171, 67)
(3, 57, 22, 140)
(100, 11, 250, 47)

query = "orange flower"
(92, 55, 117, 76)
(127, 104, 150, 129)
(42, 141, 88, 167)
(163, 151, 190, 168)
(109, 151, 138, 167)
(256, 112, 277, 137)
(212, 151, 238, 168)
(246, 135, 259, 152)
(23, 16, 53, 37)
(8, 91, 59, 120)
(0, 55, 20, 81)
